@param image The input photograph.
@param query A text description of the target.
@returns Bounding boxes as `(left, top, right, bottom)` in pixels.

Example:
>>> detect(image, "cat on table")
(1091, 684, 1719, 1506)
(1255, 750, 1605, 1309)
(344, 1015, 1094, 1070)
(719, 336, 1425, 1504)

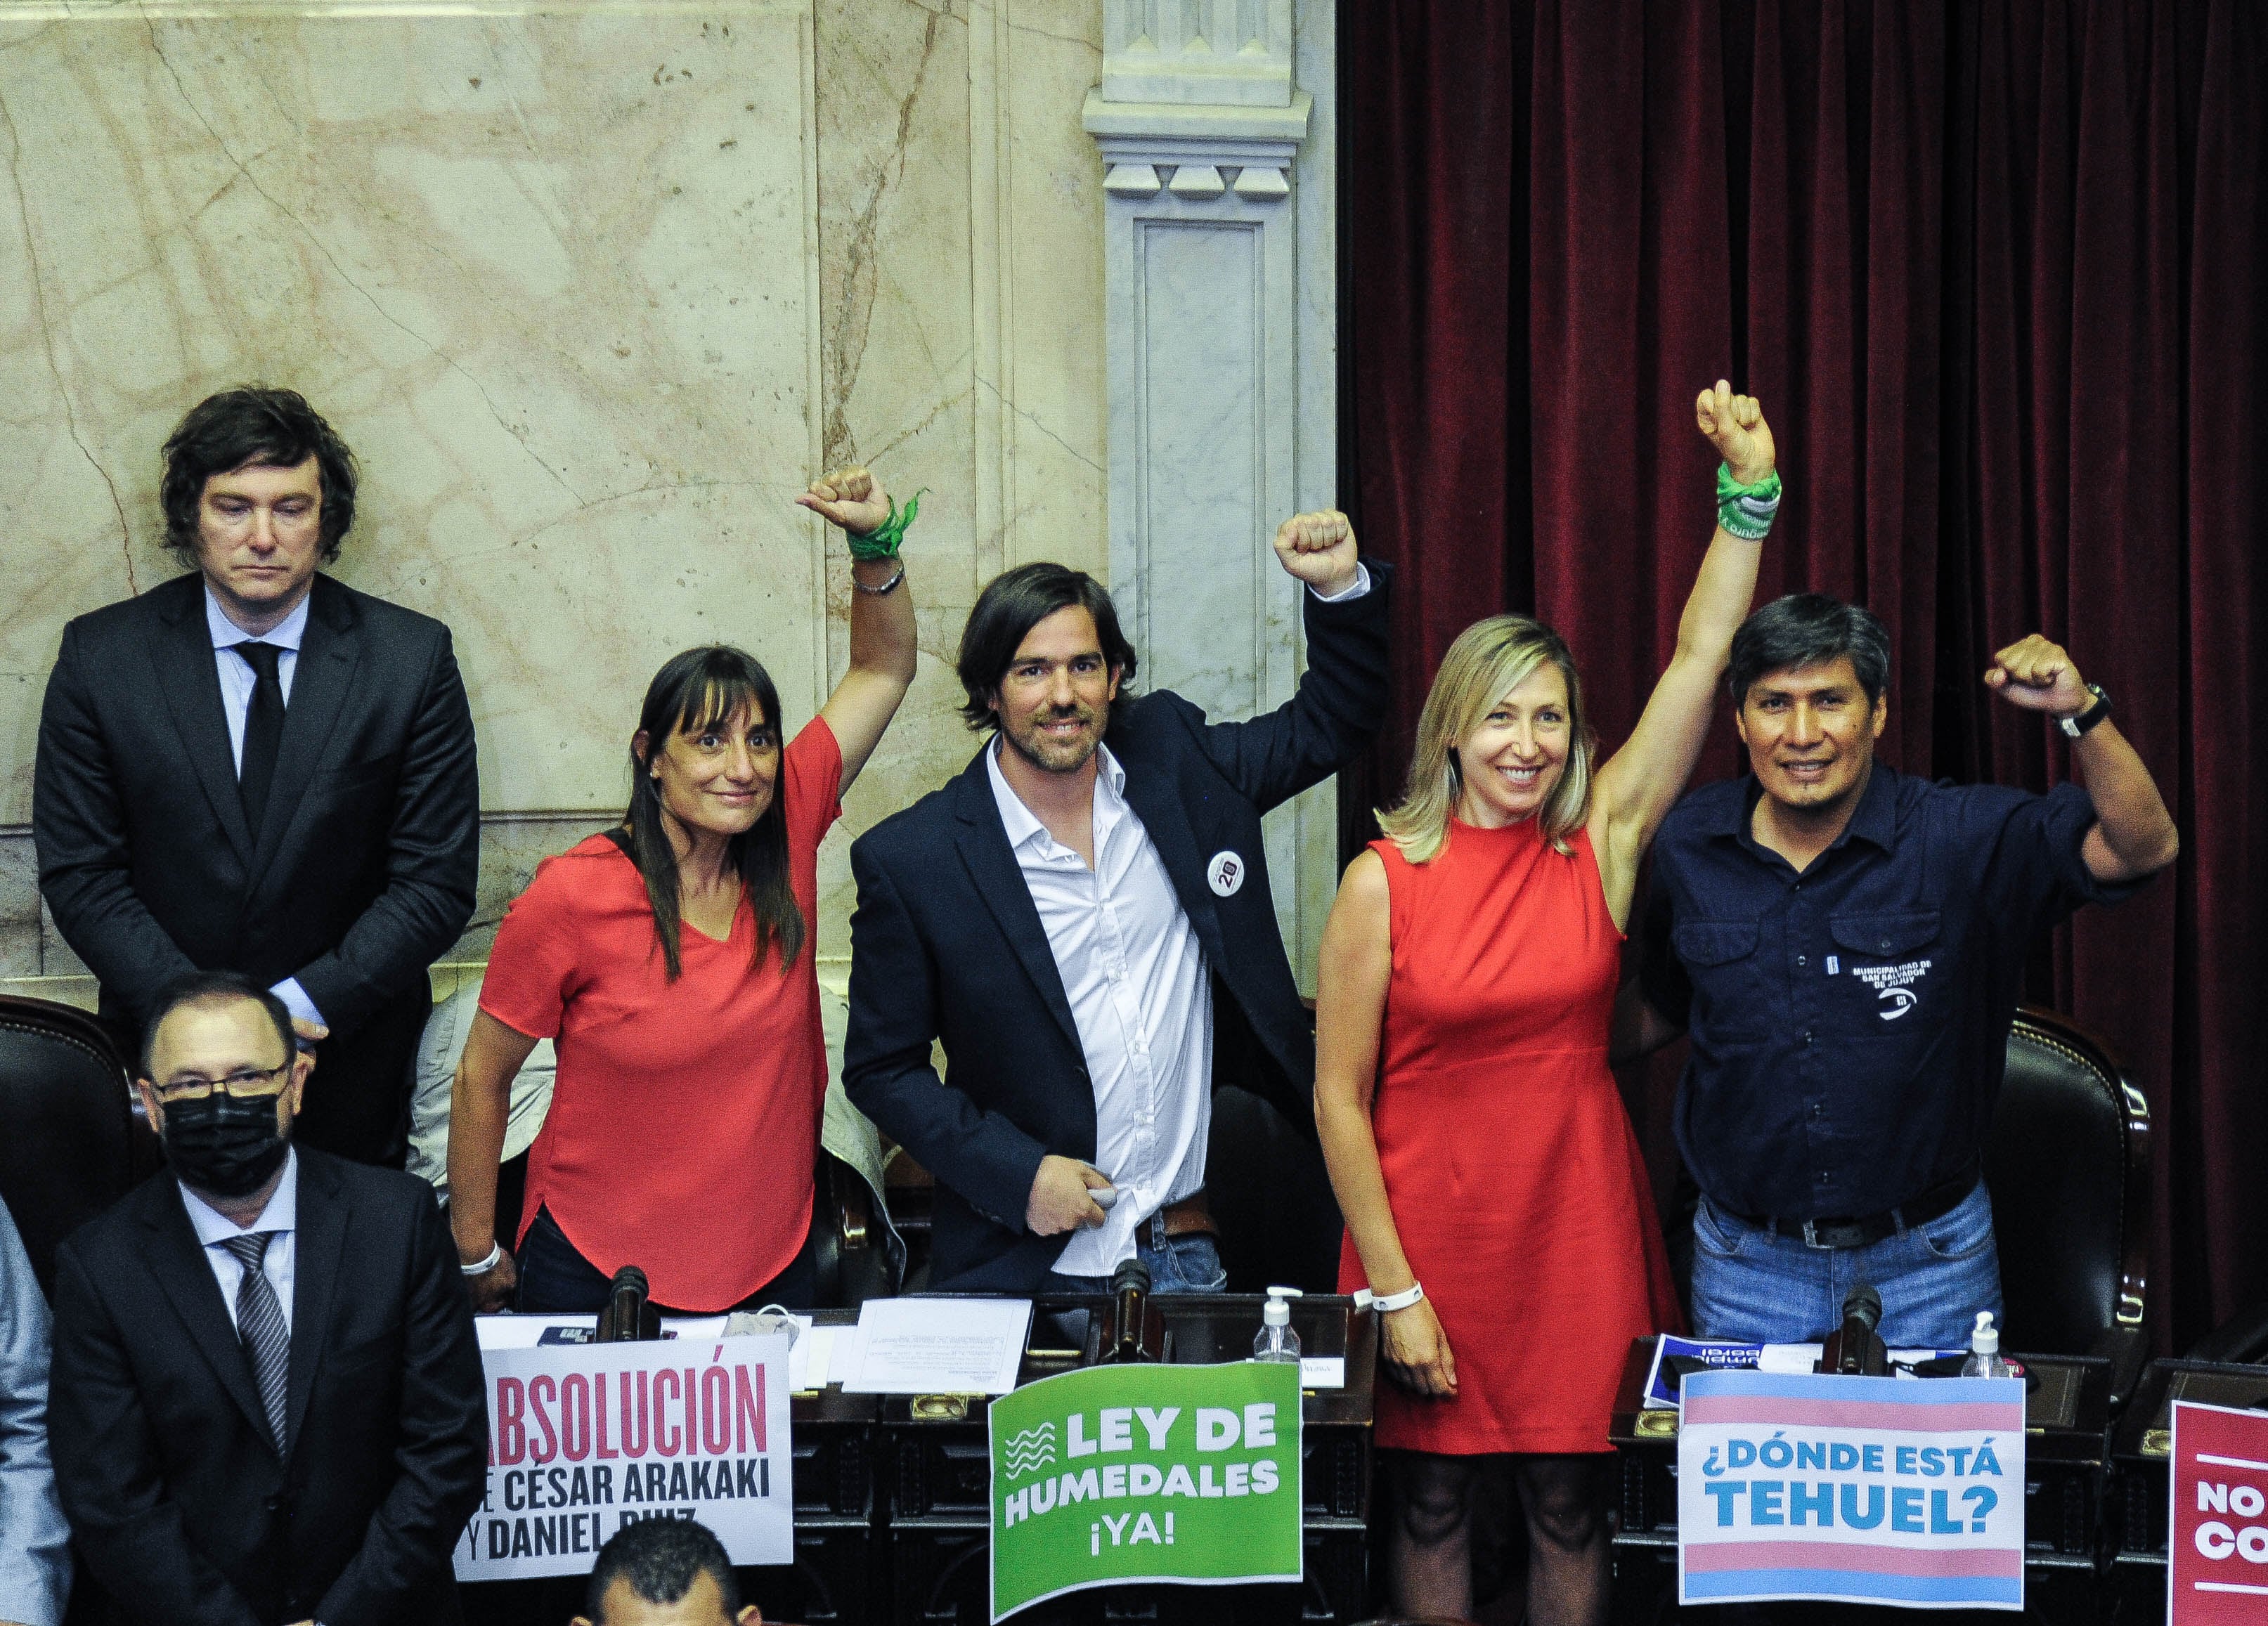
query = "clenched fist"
(796, 465, 893, 537)
(1696, 379, 1775, 484)
(1272, 510, 1361, 598)
(1985, 634, 2092, 719)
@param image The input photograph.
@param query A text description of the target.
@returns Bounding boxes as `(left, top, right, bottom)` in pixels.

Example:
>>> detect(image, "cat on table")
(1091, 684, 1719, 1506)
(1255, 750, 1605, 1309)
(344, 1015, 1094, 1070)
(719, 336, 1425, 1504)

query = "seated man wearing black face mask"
(48, 970, 488, 1626)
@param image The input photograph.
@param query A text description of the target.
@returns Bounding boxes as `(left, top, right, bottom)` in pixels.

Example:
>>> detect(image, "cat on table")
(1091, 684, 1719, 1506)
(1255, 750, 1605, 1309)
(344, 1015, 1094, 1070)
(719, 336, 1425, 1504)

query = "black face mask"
(160, 1090, 290, 1198)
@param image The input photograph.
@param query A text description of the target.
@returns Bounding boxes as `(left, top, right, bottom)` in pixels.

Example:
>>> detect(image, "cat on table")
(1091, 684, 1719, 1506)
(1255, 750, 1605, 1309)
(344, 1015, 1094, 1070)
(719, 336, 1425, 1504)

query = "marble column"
(1083, 0, 1338, 985)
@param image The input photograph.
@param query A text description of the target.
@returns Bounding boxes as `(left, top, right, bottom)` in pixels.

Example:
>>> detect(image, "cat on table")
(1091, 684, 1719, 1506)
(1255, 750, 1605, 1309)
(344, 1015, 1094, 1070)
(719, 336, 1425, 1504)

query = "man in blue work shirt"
(1630, 594, 2178, 1348)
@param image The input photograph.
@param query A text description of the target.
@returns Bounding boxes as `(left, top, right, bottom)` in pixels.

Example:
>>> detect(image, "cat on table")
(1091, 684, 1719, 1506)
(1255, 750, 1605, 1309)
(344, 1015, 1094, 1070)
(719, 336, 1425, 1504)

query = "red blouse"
(480, 717, 841, 1310)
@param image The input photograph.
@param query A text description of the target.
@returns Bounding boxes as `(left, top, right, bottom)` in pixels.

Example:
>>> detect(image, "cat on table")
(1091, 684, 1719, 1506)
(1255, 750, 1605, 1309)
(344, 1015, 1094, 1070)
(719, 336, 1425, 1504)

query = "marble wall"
(0, 0, 1109, 996)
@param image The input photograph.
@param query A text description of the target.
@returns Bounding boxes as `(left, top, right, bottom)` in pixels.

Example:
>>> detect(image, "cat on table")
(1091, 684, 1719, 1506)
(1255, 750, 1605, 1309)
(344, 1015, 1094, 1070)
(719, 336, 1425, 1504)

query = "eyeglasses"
(153, 1062, 292, 1104)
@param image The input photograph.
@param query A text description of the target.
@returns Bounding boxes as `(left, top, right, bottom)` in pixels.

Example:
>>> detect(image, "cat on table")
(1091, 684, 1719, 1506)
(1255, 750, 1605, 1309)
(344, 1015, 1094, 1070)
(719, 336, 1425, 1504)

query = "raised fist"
(796, 465, 893, 537)
(1272, 510, 1360, 597)
(1985, 634, 2092, 718)
(1696, 379, 1775, 484)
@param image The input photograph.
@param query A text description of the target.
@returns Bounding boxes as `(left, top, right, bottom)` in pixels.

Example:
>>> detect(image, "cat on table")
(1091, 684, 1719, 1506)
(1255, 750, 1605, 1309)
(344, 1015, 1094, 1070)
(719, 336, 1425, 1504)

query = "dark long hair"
(624, 646, 805, 981)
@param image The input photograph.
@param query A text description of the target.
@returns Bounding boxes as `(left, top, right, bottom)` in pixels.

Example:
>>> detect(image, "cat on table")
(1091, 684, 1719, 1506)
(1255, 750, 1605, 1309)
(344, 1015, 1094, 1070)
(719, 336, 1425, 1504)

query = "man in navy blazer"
(845, 515, 1389, 1292)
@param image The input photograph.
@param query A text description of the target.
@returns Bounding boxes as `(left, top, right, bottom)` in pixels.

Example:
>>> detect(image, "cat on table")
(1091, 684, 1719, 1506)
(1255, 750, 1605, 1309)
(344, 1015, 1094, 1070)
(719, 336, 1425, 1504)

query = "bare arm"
(1983, 636, 2179, 881)
(800, 467, 918, 793)
(1589, 382, 1775, 928)
(445, 1009, 539, 1313)
(1312, 852, 1456, 1398)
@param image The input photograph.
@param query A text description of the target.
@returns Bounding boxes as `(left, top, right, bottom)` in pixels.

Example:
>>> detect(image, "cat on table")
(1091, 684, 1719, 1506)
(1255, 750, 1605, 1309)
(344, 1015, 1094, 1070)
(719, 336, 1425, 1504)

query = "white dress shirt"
(179, 1147, 299, 1337)
(203, 586, 323, 1030)
(989, 741, 1213, 1275)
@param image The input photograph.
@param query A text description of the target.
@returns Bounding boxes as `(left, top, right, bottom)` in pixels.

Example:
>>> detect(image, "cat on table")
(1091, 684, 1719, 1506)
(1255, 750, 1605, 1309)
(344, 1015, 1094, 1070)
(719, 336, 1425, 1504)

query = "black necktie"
(235, 642, 285, 836)
(219, 1230, 290, 1452)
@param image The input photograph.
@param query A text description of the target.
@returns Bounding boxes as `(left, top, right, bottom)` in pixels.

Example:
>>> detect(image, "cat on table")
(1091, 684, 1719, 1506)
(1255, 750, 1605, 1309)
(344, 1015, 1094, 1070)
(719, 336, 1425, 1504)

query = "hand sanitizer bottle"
(1959, 1310, 2011, 1378)
(1252, 1287, 1303, 1362)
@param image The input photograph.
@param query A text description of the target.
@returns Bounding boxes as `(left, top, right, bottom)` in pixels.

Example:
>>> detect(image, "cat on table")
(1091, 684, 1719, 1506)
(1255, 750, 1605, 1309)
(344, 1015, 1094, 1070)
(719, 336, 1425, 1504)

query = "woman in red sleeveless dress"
(1316, 384, 1780, 1624)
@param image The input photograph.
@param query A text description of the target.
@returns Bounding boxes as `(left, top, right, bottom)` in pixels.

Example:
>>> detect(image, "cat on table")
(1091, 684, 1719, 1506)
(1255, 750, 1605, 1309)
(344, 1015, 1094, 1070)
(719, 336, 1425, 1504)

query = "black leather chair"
(809, 1150, 895, 1308)
(1984, 1006, 2152, 1406)
(0, 994, 153, 1299)
(2185, 1301, 2268, 1364)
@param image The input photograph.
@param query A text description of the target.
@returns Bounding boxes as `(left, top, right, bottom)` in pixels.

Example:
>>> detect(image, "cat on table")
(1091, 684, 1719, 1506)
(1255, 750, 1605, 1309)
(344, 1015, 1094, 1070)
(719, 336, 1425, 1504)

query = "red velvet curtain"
(1344, 0, 2266, 1352)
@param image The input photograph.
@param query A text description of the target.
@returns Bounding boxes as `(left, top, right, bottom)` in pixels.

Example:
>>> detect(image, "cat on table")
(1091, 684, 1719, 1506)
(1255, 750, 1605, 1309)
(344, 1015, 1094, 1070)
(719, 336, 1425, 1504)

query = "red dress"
(1338, 817, 1682, 1454)
(480, 717, 841, 1311)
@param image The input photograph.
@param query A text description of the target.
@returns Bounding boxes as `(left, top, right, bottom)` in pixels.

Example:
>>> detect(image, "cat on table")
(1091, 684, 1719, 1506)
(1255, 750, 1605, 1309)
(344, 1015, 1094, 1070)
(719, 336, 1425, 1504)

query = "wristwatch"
(2059, 683, 2111, 739)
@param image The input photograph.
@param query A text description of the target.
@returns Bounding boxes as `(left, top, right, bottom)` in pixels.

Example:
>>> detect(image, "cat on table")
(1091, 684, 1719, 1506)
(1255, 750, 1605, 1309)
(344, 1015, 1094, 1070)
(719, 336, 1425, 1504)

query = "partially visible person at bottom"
(48, 970, 487, 1626)
(572, 1518, 760, 1626)
(1314, 382, 1781, 1626)
(450, 467, 919, 1316)
(0, 1199, 70, 1626)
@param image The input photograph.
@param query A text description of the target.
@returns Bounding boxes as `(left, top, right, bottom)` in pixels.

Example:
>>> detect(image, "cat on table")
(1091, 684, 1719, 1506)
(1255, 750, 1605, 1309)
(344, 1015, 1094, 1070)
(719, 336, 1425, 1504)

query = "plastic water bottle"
(1959, 1310, 2012, 1378)
(1252, 1286, 1303, 1363)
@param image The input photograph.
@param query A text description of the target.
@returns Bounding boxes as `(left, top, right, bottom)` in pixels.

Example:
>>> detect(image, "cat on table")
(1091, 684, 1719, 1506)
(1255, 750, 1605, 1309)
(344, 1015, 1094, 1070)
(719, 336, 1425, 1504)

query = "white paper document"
(1300, 1356, 1345, 1390)
(841, 1296, 1032, 1394)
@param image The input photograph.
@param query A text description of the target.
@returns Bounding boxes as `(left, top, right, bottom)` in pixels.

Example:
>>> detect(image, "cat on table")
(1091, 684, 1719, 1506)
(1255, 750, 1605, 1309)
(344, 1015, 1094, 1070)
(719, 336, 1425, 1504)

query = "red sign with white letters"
(2170, 1400, 2268, 1623)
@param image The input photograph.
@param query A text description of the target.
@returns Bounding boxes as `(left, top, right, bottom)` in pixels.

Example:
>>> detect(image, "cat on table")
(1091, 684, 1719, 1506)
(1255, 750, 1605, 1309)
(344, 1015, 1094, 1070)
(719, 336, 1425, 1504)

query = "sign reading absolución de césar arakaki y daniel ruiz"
(989, 1360, 1304, 1620)
(458, 1335, 795, 1581)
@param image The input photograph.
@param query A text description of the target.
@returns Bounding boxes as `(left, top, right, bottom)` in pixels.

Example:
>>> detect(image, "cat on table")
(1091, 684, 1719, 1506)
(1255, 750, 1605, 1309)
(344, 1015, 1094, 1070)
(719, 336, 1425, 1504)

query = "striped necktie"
(219, 1230, 290, 1452)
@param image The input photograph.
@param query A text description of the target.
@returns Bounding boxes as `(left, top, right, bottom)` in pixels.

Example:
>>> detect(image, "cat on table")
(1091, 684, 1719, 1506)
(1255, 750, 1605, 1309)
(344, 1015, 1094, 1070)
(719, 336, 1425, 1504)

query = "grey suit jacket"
(0, 1199, 69, 1626)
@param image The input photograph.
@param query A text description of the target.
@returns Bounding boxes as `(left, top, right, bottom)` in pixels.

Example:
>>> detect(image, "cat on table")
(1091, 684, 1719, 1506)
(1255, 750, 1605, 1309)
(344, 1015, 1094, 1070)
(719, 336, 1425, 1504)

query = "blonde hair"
(1377, 614, 1596, 863)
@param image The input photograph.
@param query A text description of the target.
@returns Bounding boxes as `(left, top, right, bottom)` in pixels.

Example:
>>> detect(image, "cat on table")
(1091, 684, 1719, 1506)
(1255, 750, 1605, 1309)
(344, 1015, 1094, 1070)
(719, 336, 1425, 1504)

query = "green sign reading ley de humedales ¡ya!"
(987, 1360, 1304, 1619)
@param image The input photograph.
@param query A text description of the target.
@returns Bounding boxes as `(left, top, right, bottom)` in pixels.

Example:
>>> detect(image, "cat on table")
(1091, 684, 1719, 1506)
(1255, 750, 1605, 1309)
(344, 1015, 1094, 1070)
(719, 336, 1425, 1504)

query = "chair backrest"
(0, 996, 145, 1299)
(1983, 1007, 2149, 1355)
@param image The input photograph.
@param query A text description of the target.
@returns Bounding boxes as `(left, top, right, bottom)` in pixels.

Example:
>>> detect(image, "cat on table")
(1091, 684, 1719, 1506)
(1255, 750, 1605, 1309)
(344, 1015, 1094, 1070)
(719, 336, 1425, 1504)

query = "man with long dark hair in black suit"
(844, 515, 1391, 1293)
(34, 387, 479, 1167)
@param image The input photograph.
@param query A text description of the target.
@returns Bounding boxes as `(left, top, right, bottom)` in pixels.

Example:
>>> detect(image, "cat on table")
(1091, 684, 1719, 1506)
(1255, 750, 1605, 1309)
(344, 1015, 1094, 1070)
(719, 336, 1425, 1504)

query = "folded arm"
(1193, 517, 1394, 813)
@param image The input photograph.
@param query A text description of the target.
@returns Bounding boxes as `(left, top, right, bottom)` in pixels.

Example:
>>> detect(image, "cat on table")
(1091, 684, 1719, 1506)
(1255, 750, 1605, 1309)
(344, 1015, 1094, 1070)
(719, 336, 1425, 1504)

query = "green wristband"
(1715, 463, 1782, 541)
(845, 488, 927, 562)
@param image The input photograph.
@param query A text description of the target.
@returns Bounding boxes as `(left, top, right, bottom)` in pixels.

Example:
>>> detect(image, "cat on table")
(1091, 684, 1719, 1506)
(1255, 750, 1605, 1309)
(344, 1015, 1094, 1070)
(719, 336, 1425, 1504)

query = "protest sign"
(2168, 1399, 2268, 1622)
(1678, 1370, 2026, 1611)
(988, 1360, 1302, 1620)
(455, 1332, 793, 1580)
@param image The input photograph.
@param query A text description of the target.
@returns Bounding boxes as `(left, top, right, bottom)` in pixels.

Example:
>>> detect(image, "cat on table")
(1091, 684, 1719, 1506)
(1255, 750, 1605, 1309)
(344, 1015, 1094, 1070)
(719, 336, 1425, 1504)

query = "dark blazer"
(843, 566, 1393, 1290)
(48, 1147, 488, 1626)
(34, 572, 478, 1155)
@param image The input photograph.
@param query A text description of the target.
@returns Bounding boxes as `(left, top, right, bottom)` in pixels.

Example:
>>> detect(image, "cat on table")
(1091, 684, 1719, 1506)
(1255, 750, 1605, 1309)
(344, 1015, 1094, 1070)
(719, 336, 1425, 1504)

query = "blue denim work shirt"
(1640, 763, 2141, 1223)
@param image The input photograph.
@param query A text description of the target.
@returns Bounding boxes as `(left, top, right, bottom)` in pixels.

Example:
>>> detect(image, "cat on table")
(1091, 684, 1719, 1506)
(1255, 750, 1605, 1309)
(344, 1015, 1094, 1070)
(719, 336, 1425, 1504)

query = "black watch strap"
(2059, 684, 2111, 739)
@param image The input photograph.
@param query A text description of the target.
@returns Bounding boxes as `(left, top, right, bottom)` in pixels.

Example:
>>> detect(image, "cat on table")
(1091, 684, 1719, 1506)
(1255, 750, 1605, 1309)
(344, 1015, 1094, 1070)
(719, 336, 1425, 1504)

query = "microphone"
(1818, 1283, 1888, 1376)
(597, 1266, 661, 1343)
(1103, 1258, 1153, 1363)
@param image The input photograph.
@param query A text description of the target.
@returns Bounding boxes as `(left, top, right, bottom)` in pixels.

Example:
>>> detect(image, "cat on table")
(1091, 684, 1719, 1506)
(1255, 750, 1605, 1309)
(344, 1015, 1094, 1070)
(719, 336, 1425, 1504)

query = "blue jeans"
(1690, 1179, 2004, 1351)
(1042, 1216, 1228, 1296)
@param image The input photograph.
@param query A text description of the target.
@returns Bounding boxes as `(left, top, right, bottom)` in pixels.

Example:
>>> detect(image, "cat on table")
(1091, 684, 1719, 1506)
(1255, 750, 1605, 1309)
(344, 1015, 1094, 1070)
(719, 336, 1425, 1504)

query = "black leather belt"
(1733, 1168, 1980, 1251)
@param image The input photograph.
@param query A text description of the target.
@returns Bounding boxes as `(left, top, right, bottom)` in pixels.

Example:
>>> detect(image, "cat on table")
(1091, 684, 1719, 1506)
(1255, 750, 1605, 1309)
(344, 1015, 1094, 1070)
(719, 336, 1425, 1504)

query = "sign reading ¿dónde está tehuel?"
(989, 1360, 1304, 1620)
(457, 1332, 793, 1580)
(1678, 1369, 2027, 1611)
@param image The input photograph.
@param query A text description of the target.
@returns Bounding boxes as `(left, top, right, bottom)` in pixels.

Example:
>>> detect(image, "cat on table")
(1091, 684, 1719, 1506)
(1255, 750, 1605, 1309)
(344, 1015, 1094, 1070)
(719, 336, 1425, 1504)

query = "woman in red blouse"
(447, 468, 919, 1314)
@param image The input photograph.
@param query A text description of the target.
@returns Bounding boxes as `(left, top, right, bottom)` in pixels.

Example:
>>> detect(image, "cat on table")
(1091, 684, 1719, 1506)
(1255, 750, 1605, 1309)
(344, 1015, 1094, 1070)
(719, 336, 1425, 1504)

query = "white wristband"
(460, 1241, 503, 1275)
(1368, 1282, 1425, 1313)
